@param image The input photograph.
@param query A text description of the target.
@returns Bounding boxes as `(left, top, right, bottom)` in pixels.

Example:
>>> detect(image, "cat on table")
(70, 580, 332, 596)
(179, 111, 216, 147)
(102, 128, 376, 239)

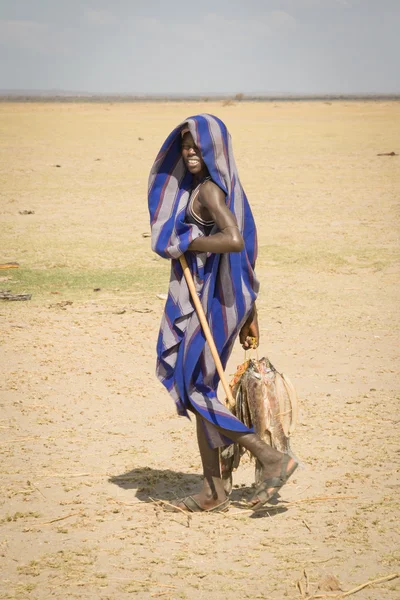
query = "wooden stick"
(179, 254, 235, 405)
(304, 569, 310, 596)
(151, 497, 192, 522)
(303, 519, 312, 532)
(340, 573, 399, 598)
(308, 557, 335, 564)
(305, 572, 399, 599)
(297, 579, 306, 598)
(27, 480, 47, 499)
(31, 511, 82, 526)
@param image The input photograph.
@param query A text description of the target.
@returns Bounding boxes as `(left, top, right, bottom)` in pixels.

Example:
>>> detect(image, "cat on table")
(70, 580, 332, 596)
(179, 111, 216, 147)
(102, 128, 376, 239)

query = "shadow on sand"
(109, 467, 288, 517)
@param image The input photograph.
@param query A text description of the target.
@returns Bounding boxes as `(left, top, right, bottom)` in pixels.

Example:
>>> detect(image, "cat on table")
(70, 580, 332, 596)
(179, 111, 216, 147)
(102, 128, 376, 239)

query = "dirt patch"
(1, 101, 399, 599)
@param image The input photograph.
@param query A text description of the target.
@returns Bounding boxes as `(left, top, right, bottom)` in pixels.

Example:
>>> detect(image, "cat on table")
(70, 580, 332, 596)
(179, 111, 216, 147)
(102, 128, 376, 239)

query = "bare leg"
(174, 414, 296, 511)
(173, 414, 227, 511)
(226, 430, 298, 506)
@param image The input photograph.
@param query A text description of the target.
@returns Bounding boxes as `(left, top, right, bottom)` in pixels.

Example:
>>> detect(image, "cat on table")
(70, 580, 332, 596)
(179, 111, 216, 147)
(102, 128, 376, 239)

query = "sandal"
(249, 454, 298, 510)
(164, 496, 230, 513)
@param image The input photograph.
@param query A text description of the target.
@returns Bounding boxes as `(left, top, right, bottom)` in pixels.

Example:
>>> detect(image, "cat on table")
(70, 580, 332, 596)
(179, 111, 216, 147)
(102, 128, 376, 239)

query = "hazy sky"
(0, 0, 399, 94)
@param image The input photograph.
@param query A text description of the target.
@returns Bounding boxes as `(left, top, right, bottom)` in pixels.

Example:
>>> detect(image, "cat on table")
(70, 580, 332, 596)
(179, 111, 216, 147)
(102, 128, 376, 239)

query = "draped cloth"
(148, 114, 260, 447)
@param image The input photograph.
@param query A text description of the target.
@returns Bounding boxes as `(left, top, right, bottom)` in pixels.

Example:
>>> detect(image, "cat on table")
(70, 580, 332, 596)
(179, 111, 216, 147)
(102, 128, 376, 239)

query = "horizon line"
(1, 90, 400, 102)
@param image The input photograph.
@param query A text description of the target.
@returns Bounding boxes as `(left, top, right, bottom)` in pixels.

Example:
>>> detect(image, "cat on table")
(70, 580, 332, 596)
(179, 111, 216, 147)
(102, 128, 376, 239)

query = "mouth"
(187, 158, 200, 166)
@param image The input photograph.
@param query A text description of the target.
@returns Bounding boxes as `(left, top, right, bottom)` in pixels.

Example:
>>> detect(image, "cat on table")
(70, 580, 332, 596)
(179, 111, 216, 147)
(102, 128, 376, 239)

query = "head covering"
(148, 114, 259, 446)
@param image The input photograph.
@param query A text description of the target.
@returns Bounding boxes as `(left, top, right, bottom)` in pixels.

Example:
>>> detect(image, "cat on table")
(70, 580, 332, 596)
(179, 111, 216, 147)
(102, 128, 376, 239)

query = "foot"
(172, 491, 228, 512)
(166, 496, 230, 513)
(248, 453, 298, 509)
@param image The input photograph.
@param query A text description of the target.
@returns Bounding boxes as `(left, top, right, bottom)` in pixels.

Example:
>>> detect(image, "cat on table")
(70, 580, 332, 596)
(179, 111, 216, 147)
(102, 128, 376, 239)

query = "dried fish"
(220, 357, 299, 494)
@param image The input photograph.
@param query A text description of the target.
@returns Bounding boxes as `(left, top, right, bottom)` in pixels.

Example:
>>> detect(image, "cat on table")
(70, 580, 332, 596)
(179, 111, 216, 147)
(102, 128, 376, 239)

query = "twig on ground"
(106, 497, 148, 508)
(31, 511, 83, 526)
(0, 437, 40, 446)
(303, 519, 312, 532)
(307, 557, 336, 564)
(287, 495, 357, 506)
(36, 472, 106, 478)
(150, 497, 192, 527)
(110, 577, 176, 589)
(10, 489, 34, 497)
(305, 572, 399, 599)
(340, 573, 399, 598)
(297, 579, 306, 598)
(304, 569, 310, 596)
(297, 567, 312, 597)
(28, 480, 47, 499)
(0, 291, 31, 301)
(292, 484, 312, 497)
(227, 495, 357, 516)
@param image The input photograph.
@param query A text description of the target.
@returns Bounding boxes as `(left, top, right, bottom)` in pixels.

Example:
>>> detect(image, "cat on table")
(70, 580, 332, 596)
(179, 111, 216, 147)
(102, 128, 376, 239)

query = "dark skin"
(174, 131, 296, 510)
(182, 132, 244, 255)
(182, 131, 259, 349)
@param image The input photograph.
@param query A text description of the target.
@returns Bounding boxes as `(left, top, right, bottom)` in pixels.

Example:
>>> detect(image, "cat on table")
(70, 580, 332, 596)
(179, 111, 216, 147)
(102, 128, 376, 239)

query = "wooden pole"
(179, 254, 235, 406)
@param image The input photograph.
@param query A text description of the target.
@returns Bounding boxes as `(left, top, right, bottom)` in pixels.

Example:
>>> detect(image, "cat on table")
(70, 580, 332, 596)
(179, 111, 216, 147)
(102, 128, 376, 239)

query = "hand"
(239, 305, 259, 349)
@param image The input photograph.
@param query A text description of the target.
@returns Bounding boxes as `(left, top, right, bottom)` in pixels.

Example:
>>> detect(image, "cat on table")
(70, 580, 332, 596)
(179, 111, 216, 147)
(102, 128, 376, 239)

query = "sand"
(0, 100, 399, 599)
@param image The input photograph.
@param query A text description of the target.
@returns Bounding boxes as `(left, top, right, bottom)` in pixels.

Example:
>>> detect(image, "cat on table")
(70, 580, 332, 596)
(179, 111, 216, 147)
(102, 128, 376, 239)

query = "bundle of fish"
(220, 357, 299, 495)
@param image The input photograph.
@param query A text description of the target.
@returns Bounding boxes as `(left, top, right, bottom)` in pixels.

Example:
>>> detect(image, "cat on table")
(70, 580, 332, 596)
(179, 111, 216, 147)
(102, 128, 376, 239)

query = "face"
(181, 132, 208, 177)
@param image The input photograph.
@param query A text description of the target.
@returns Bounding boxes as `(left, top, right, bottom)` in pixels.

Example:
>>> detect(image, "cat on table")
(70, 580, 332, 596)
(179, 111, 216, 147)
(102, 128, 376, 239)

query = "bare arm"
(239, 304, 259, 349)
(187, 181, 259, 348)
(187, 181, 244, 253)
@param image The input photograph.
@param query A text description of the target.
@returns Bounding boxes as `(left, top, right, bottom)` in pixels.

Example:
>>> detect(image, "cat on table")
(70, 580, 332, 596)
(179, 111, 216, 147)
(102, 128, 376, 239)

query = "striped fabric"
(148, 114, 259, 447)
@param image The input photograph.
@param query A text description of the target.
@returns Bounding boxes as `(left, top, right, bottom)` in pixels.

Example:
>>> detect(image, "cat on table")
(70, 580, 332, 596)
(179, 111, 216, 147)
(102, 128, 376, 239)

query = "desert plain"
(0, 100, 399, 599)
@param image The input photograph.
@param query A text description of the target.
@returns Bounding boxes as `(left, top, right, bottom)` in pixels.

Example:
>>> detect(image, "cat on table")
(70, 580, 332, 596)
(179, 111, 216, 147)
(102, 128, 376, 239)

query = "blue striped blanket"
(148, 114, 259, 447)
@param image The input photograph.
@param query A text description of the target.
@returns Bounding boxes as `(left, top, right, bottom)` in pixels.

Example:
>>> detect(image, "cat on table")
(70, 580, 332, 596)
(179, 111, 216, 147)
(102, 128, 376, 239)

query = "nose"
(187, 146, 196, 155)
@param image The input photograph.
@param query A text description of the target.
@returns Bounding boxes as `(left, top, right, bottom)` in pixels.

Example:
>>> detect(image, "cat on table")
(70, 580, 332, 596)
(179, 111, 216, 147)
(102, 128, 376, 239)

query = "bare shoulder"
(197, 179, 238, 228)
(198, 179, 226, 207)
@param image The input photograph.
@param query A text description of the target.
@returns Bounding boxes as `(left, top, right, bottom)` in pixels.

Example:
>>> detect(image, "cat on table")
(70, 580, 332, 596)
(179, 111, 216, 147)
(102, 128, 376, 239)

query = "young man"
(148, 114, 297, 512)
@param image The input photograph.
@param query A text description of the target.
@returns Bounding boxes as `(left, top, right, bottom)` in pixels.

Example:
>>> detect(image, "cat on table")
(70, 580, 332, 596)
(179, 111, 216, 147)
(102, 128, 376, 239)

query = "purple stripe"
(148, 114, 259, 442)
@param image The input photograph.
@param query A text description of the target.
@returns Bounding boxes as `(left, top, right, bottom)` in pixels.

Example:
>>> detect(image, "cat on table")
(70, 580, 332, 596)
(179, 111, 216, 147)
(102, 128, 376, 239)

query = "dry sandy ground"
(0, 101, 399, 600)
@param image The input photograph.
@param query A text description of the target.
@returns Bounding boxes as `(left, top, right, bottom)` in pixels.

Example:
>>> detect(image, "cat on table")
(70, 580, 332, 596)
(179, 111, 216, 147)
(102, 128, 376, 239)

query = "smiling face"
(181, 131, 208, 179)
